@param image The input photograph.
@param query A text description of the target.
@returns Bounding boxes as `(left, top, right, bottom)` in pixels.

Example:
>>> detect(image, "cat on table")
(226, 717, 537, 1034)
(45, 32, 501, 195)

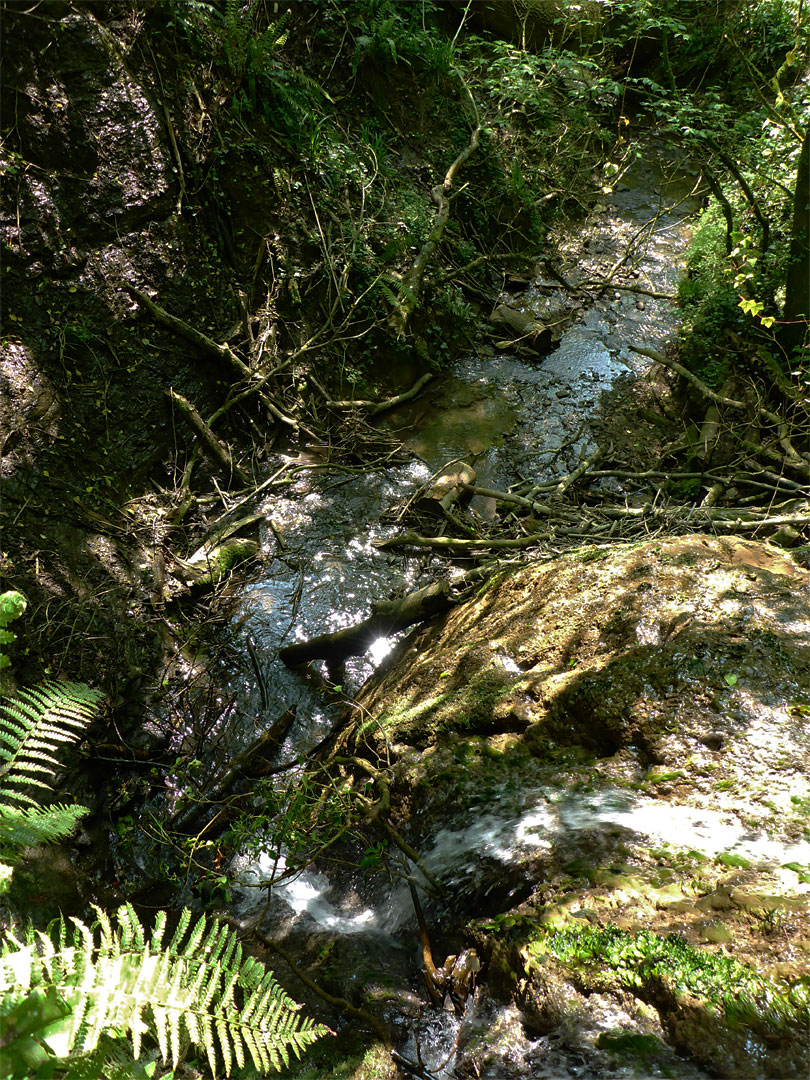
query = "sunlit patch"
(368, 636, 393, 665)
(231, 851, 374, 932)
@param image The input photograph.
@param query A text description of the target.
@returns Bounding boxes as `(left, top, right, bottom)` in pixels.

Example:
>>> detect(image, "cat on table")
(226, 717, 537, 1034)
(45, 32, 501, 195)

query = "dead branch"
(324, 372, 436, 416)
(461, 483, 552, 516)
(390, 83, 481, 336)
(376, 530, 552, 552)
(124, 284, 249, 375)
(166, 388, 248, 485)
(632, 344, 810, 477)
(278, 579, 454, 666)
(629, 344, 746, 409)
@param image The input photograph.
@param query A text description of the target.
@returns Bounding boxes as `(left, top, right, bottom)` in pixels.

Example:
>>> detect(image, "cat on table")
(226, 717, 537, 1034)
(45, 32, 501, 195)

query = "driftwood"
(279, 579, 453, 666)
(418, 461, 476, 515)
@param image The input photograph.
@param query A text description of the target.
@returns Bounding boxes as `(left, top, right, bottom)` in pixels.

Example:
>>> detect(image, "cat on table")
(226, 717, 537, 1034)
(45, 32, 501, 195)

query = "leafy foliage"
(0, 680, 102, 879)
(0, 590, 27, 671)
(0, 904, 328, 1078)
(0, 678, 328, 1076)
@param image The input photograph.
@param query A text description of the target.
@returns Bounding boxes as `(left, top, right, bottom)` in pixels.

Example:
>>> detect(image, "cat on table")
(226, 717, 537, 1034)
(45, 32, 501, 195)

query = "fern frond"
(0, 905, 329, 1076)
(0, 681, 103, 803)
(0, 802, 89, 854)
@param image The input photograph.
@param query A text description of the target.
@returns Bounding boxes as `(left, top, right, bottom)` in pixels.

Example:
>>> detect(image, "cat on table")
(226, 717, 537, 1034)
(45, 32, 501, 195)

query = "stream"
(209, 145, 732, 1077)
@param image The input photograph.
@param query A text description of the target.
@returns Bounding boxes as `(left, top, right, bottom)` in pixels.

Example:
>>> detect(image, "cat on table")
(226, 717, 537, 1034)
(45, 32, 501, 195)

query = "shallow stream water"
(203, 145, 810, 1078)
(214, 145, 734, 1076)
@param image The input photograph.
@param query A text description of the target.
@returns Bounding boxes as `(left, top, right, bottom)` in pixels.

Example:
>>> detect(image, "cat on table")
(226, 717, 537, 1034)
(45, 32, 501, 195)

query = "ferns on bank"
(0, 680, 101, 873)
(0, 903, 328, 1078)
(0, 673, 329, 1076)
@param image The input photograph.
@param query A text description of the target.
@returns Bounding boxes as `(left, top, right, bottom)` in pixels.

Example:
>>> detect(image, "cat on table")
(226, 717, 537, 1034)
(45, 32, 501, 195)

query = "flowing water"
(219, 146, 799, 1077)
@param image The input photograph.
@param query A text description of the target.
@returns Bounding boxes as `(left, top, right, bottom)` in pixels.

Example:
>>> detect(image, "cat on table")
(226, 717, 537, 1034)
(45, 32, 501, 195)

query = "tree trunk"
(782, 123, 810, 356)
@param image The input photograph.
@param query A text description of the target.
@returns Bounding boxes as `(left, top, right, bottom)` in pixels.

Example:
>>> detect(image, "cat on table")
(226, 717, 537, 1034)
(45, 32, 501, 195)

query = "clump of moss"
(524, 925, 810, 1037)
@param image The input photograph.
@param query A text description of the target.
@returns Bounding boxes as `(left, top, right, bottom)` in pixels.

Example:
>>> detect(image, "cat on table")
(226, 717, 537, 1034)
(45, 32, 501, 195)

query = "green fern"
(0, 903, 329, 1078)
(0, 681, 102, 882)
(0, 673, 329, 1076)
(0, 680, 103, 801)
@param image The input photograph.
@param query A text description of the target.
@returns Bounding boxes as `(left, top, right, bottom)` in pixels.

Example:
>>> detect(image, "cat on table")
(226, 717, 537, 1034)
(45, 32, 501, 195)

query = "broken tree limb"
(124, 284, 250, 375)
(460, 483, 553, 516)
(389, 82, 481, 336)
(126, 284, 311, 436)
(166, 388, 249, 485)
(279, 579, 453, 666)
(629, 343, 747, 409)
(324, 372, 435, 416)
(632, 344, 810, 477)
(554, 446, 604, 497)
(375, 530, 552, 552)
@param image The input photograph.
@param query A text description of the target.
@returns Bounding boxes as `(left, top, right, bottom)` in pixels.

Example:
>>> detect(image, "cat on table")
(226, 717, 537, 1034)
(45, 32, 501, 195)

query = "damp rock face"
(348, 534, 810, 1077)
(2, 6, 173, 268)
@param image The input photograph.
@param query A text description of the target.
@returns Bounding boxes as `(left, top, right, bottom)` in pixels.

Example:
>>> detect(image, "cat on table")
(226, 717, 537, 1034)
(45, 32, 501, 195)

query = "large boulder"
(344, 535, 810, 1076)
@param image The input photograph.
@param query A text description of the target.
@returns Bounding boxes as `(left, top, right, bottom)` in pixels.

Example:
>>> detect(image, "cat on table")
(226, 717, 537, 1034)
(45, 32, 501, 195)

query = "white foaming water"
(231, 850, 375, 933)
(232, 779, 810, 938)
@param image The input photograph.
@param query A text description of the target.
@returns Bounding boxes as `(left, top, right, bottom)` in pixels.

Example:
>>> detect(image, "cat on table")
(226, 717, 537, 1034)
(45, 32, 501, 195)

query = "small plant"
(0, 590, 26, 671)
(524, 924, 810, 1035)
(0, 904, 328, 1078)
(0, 601, 329, 1075)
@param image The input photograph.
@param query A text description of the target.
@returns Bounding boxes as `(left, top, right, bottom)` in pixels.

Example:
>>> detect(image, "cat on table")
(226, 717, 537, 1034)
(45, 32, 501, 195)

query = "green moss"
(371, 669, 521, 743)
(716, 852, 751, 869)
(597, 1031, 665, 1057)
(522, 925, 809, 1036)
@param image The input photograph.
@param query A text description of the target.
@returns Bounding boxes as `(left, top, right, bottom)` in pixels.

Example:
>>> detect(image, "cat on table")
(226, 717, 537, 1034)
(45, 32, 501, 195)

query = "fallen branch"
(125, 283, 310, 435)
(170, 708, 296, 833)
(376, 530, 551, 552)
(629, 344, 746, 409)
(461, 483, 552, 516)
(390, 82, 481, 336)
(324, 372, 435, 416)
(632, 344, 810, 477)
(279, 579, 454, 666)
(554, 446, 604, 497)
(124, 284, 249, 376)
(166, 388, 248, 485)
